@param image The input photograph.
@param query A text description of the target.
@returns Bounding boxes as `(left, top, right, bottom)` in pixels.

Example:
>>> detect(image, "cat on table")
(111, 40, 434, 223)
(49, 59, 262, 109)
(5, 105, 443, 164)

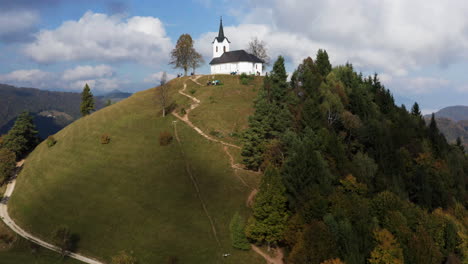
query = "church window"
(223, 46, 226, 52)
(216, 46, 218, 52)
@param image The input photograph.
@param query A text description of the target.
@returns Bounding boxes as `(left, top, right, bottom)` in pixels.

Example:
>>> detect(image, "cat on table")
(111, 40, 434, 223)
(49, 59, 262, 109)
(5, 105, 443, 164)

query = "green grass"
(8, 76, 264, 264)
(187, 75, 262, 145)
(0, 220, 80, 264)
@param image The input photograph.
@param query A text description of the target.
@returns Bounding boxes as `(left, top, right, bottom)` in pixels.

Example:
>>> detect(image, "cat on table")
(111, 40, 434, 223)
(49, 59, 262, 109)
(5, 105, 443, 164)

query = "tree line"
(241, 51, 468, 264)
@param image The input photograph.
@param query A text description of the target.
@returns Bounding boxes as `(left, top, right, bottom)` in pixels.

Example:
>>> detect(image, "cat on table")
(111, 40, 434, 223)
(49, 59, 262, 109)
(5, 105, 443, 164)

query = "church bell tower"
(212, 17, 230, 58)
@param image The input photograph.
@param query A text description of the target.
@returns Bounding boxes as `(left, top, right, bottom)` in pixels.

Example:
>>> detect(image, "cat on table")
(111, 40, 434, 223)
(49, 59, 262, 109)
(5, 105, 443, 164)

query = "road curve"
(0, 173, 104, 264)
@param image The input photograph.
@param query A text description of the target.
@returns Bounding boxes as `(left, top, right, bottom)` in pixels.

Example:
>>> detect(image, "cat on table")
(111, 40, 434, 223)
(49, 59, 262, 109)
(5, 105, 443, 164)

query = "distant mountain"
(424, 106, 468, 151)
(98, 89, 132, 103)
(0, 84, 104, 138)
(431, 105, 468, 121)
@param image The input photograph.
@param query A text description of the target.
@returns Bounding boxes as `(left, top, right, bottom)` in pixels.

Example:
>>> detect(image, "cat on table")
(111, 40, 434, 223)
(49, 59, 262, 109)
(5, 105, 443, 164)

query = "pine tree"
(316, 49, 332, 78)
(411, 102, 422, 117)
(80, 83, 95, 116)
(2, 111, 39, 158)
(246, 165, 289, 248)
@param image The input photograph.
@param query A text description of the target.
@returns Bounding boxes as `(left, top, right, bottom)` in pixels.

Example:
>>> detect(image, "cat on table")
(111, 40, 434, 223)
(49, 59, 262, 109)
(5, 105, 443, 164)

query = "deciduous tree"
(248, 37, 270, 66)
(0, 148, 16, 183)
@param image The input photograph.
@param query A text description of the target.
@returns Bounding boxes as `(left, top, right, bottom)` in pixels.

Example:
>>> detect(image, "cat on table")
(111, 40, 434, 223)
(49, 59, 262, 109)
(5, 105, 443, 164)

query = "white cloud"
(0, 69, 54, 88)
(0, 66, 126, 92)
(203, 0, 468, 77)
(387, 76, 451, 95)
(0, 10, 39, 36)
(455, 84, 468, 93)
(62, 65, 114, 81)
(24, 11, 172, 64)
(143, 71, 177, 84)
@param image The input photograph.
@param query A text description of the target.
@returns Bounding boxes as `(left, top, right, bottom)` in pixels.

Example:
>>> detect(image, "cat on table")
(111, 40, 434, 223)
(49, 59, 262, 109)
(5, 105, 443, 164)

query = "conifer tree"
(80, 83, 95, 116)
(246, 165, 289, 249)
(2, 111, 39, 158)
(316, 49, 332, 78)
(411, 102, 422, 117)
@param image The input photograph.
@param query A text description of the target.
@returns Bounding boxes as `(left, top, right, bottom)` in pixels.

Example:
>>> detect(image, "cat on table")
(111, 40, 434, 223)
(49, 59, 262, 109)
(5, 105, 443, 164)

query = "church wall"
(211, 62, 262, 75)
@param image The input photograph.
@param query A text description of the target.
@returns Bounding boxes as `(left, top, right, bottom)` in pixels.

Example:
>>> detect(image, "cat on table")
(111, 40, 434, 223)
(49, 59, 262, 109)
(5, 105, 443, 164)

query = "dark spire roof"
(209, 50, 264, 65)
(213, 17, 230, 43)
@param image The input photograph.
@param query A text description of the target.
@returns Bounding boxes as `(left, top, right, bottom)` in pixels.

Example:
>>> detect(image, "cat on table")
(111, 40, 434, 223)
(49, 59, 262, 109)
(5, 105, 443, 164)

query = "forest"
(242, 50, 468, 264)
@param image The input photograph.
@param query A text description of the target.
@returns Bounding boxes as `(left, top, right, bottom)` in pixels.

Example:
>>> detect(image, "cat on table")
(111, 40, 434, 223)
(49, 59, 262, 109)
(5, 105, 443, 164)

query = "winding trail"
(0, 162, 104, 264)
(171, 76, 284, 264)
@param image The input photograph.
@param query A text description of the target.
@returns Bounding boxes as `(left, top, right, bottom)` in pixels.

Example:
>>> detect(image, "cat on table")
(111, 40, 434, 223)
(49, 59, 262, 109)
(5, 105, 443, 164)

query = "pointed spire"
(217, 16, 225, 42)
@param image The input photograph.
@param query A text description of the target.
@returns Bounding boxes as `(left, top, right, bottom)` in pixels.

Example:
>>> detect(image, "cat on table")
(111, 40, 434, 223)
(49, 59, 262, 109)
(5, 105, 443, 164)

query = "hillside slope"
(8, 76, 264, 264)
(433, 105, 468, 121)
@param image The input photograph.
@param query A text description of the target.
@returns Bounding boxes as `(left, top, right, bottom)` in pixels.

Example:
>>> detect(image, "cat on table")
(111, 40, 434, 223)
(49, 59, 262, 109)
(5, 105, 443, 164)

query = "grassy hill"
(7, 75, 264, 263)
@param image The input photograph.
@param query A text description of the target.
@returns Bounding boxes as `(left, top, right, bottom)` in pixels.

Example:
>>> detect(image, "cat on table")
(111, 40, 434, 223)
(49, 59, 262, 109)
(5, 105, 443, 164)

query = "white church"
(209, 18, 264, 75)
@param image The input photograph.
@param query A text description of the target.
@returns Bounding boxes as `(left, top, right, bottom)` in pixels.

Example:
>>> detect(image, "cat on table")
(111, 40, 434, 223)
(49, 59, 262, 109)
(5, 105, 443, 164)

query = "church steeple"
(212, 17, 230, 58)
(217, 17, 225, 42)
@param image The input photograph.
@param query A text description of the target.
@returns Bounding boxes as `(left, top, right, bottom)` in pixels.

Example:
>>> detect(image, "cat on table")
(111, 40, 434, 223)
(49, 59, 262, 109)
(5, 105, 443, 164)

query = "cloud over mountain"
(24, 11, 172, 64)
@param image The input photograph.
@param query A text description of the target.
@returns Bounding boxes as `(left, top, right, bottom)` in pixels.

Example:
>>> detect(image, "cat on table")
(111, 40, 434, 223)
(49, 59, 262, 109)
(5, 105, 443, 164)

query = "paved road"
(0, 175, 104, 264)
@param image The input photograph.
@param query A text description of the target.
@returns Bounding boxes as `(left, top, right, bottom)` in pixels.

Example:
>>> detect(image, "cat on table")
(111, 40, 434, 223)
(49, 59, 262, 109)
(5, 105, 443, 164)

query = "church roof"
(212, 18, 230, 43)
(209, 50, 264, 65)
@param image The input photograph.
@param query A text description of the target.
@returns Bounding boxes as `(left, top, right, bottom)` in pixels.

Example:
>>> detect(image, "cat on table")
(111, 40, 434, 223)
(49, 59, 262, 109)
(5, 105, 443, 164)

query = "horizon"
(1, 0, 468, 114)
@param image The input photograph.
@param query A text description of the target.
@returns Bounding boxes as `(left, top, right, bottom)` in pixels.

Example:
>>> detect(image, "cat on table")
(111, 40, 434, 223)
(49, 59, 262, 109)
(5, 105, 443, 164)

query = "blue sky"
(1, 0, 467, 113)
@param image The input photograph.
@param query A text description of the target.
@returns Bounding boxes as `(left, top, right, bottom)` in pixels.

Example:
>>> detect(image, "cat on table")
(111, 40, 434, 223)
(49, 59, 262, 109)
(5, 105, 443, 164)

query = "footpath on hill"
(172, 75, 284, 264)
(0, 161, 104, 264)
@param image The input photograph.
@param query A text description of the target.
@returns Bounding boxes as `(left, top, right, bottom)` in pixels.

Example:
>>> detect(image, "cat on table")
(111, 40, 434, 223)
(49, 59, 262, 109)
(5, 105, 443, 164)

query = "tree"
(2, 111, 39, 158)
(0, 148, 16, 183)
(246, 165, 289, 249)
(411, 102, 422, 117)
(170, 34, 202, 76)
(159, 72, 168, 117)
(191, 51, 204, 74)
(53, 225, 72, 256)
(316, 49, 332, 78)
(105, 99, 112, 107)
(248, 37, 270, 66)
(229, 212, 250, 250)
(368, 229, 404, 264)
(80, 83, 95, 116)
(111, 251, 138, 264)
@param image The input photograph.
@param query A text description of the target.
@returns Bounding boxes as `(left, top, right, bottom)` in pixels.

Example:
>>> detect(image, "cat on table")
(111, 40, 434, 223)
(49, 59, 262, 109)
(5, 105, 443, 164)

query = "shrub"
(229, 212, 250, 250)
(101, 134, 111, 144)
(209, 130, 223, 138)
(189, 89, 196, 95)
(46, 136, 57, 147)
(159, 131, 173, 146)
(180, 108, 186, 115)
(241, 78, 249, 85)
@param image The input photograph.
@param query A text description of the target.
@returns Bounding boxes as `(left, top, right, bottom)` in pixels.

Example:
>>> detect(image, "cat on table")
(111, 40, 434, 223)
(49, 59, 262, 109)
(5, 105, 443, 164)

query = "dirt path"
(173, 76, 284, 264)
(172, 76, 241, 149)
(172, 121, 221, 247)
(251, 245, 284, 264)
(0, 161, 104, 264)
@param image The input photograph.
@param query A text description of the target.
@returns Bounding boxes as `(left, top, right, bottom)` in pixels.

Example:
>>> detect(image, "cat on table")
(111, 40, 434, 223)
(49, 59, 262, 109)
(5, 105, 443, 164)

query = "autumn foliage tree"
(368, 229, 404, 264)
(170, 34, 203, 76)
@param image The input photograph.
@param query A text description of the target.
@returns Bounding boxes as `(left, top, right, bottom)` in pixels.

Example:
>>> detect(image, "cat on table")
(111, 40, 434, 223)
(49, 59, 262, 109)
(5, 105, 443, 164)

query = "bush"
(159, 131, 173, 146)
(229, 212, 250, 250)
(189, 89, 196, 95)
(46, 136, 57, 147)
(180, 108, 186, 115)
(240, 73, 254, 85)
(209, 130, 223, 138)
(101, 134, 111, 144)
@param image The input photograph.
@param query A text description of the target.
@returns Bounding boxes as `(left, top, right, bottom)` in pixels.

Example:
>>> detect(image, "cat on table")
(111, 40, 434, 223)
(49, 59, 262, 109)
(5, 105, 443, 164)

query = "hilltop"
(7, 75, 266, 264)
